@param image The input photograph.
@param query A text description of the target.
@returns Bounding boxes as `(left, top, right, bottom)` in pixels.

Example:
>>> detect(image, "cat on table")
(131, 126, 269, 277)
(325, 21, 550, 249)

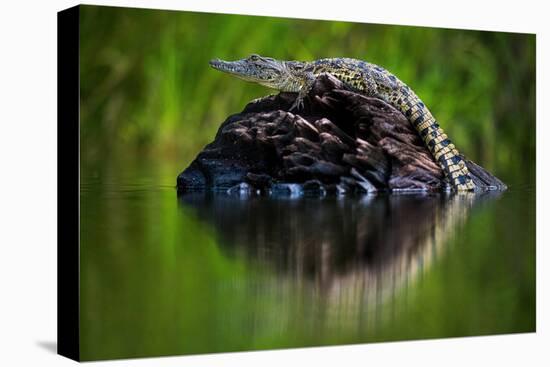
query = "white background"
(0, 0, 547, 365)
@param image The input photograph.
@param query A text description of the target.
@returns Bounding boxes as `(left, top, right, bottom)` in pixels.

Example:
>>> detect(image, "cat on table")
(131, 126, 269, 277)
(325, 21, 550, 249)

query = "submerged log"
(177, 74, 506, 195)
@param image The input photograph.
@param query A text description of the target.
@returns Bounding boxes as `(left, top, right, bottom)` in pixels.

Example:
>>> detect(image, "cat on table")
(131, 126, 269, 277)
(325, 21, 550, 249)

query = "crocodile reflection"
(177, 193, 493, 299)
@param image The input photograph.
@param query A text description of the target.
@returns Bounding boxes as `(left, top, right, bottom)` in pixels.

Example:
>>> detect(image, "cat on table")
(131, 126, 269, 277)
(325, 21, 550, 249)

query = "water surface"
(79, 164, 535, 360)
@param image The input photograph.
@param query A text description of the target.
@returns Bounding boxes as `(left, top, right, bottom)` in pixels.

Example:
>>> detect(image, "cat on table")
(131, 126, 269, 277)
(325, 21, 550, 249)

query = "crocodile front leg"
(289, 73, 316, 111)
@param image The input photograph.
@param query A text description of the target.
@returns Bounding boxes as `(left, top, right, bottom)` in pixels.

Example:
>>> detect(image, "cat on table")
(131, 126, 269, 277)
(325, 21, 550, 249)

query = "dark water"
(79, 165, 535, 361)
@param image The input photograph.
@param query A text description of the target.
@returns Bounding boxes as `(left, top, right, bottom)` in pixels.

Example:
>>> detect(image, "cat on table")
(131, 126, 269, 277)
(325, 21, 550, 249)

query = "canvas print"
(58, 4, 535, 361)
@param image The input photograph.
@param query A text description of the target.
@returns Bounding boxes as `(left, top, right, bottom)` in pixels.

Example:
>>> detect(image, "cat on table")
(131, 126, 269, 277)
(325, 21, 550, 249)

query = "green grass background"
(79, 5, 535, 186)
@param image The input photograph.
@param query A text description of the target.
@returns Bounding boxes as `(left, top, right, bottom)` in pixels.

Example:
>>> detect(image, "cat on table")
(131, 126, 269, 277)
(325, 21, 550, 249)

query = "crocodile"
(209, 54, 476, 191)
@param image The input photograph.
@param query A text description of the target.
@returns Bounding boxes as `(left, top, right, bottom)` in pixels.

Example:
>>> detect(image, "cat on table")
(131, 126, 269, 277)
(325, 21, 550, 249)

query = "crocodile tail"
(393, 89, 475, 191)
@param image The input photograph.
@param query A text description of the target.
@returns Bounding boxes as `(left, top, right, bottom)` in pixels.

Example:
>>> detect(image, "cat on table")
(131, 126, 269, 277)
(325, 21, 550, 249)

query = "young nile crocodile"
(209, 55, 476, 191)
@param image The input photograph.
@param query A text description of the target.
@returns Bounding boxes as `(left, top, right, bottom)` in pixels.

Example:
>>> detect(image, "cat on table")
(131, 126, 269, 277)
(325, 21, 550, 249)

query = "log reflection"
(178, 193, 495, 312)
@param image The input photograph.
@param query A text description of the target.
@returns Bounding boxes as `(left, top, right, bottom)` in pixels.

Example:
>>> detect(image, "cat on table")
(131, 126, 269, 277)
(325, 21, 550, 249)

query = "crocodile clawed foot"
(289, 96, 305, 112)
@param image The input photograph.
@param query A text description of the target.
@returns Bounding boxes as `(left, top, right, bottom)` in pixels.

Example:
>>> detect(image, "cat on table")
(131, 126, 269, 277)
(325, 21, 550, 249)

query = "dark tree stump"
(177, 74, 506, 195)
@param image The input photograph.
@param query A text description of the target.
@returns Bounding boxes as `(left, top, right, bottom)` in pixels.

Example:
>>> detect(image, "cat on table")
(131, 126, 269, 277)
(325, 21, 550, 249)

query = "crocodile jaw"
(209, 57, 287, 89)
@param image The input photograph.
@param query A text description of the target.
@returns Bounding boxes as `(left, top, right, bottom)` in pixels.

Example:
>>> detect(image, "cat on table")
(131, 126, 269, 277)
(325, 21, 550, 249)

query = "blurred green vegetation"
(79, 5, 535, 186)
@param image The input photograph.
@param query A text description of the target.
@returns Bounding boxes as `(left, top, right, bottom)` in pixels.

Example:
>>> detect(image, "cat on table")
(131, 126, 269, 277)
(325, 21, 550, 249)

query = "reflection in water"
(178, 193, 491, 324)
(79, 178, 533, 360)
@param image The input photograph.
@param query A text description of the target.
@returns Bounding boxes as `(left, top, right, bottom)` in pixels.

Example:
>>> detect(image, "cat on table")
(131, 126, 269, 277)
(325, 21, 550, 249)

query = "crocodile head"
(209, 54, 303, 92)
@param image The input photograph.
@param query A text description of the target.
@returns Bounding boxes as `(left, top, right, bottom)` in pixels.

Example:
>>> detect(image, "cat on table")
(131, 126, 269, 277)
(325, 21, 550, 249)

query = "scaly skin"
(210, 55, 476, 191)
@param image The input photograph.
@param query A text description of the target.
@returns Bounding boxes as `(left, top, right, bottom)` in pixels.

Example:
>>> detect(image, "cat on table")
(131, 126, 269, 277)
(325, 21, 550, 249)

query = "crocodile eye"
(249, 54, 260, 61)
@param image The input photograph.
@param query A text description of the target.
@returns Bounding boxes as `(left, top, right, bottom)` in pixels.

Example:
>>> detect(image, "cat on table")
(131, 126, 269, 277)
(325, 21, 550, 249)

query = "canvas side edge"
(57, 4, 81, 362)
